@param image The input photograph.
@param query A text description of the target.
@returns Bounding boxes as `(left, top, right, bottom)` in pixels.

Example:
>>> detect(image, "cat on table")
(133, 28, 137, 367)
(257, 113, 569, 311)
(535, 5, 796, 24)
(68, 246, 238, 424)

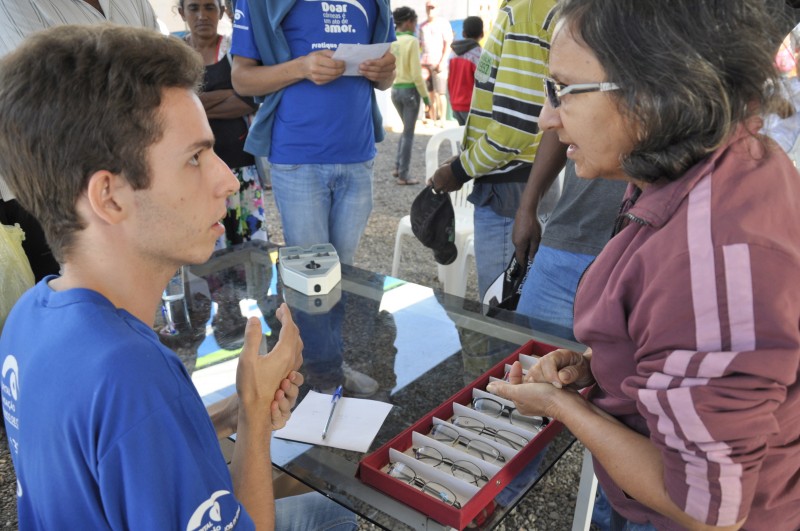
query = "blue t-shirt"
(232, 0, 379, 164)
(1, 279, 253, 530)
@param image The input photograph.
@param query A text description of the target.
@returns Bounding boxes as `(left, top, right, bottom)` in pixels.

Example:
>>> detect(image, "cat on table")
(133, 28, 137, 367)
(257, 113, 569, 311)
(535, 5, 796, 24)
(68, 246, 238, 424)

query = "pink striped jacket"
(574, 126, 800, 529)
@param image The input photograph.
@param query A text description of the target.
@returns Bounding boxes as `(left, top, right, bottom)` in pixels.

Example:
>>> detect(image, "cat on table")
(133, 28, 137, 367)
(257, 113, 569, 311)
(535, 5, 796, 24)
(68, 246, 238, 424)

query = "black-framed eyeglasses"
(452, 414, 529, 451)
(413, 446, 489, 486)
(544, 77, 621, 108)
(472, 397, 547, 433)
(430, 423, 506, 464)
(387, 462, 462, 508)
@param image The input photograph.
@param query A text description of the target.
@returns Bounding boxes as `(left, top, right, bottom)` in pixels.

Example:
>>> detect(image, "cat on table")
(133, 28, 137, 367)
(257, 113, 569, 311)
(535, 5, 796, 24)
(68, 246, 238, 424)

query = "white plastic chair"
(391, 126, 475, 298)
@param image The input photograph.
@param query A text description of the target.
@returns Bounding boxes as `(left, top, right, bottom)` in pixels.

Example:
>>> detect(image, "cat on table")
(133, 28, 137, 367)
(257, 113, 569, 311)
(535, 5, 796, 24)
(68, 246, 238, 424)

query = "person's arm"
(511, 130, 567, 263)
(490, 357, 747, 531)
(199, 89, 258, 120)
(228, 305, 303, 529)
(231, 51, 346, 97)
(436, 20, 453, 72)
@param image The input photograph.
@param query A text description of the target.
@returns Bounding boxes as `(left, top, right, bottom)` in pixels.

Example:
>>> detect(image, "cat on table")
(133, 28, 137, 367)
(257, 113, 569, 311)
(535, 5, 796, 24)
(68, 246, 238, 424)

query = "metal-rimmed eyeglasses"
(543, 77, 620, 108)
(430, 423, 506, 464)
(413, 446, 489, 486)
(451, 415, 529, 451)
(387, 462, 462, 508)
(473, 397, 547, 432)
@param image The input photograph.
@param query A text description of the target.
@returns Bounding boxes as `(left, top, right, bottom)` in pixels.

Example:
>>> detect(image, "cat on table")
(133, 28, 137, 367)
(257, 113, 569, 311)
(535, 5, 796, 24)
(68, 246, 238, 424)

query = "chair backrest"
(425, 126, 465, 181)
(424, 126, 473, 213)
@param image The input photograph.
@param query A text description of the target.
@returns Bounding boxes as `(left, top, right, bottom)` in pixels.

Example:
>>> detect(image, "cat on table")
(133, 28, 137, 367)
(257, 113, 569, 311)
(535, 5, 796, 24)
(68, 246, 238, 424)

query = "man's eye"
(189, 153, 200, 166)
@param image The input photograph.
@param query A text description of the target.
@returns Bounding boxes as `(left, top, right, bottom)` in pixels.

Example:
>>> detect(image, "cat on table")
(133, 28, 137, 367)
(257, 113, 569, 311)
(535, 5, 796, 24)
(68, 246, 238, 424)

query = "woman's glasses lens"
(473, 397, 545, 432)
(544, 77, 560, 108)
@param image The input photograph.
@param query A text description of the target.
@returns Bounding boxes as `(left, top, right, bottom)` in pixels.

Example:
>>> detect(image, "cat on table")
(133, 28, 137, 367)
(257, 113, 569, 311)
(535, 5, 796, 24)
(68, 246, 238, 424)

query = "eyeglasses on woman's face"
(387, 462, 462, 508)
(544, 77, 621, 108)
(413, 446, 489, 486)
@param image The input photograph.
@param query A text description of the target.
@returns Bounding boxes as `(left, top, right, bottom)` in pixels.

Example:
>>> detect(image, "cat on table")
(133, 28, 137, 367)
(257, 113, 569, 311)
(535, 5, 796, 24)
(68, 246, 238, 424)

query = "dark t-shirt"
(203, 56, 256, 169)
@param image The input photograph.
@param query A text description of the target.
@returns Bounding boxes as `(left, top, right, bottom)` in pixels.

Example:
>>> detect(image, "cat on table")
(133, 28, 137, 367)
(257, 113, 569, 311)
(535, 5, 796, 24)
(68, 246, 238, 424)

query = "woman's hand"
(486, 349, 595, 420)
(529, 348, 595, 389)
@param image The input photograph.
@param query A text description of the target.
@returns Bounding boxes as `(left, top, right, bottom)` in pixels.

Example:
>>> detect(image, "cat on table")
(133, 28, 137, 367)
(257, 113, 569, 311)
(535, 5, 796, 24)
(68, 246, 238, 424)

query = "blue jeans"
(593, 485, 612, 531)
(516, 246, 594, 334)
(469, 181, 525, 300)
(391, 87, 421, 182)
(473, 204, 516, 301)
(494, 453, 545, 507)
(269, 162, 374, 266)
(275, 492, 357, 531)
(609, 508, 657, 531)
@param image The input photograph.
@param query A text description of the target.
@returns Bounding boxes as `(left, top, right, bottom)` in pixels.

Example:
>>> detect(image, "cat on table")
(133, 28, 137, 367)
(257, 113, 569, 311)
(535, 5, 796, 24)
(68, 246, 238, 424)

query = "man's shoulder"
(504, 0, 558, 29)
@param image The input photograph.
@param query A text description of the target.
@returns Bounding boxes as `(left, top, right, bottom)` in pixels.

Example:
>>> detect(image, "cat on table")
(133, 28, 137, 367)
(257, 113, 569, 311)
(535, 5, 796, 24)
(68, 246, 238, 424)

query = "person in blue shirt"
(0, 25, 355, 530)
(230, 0, 396, 397)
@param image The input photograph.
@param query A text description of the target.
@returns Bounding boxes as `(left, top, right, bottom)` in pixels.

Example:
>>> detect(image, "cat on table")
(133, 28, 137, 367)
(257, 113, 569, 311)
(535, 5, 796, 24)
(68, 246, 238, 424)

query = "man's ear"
(84, 170, 130, 225)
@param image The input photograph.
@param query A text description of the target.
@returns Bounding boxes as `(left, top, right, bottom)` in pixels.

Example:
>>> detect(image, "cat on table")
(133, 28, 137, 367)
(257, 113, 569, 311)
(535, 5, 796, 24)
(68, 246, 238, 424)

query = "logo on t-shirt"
(186, 490, 241, 531)
(232, 8, 249, 31)
(2, 355, 20, 430)
(306, 0, 368, 35)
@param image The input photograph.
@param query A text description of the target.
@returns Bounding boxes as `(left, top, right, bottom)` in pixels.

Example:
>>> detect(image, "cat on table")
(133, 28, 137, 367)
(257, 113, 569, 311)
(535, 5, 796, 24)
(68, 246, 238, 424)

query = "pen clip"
(332, 385, 343, 401)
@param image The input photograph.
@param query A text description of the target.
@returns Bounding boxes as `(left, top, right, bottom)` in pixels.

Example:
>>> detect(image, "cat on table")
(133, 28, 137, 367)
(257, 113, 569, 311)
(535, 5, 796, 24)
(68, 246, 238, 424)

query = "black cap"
(410, 185, 457, 265)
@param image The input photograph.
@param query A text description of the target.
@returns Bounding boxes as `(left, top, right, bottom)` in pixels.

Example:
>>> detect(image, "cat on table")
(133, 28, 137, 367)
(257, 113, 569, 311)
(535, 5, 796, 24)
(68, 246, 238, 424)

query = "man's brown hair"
(0, 24, 204, 262)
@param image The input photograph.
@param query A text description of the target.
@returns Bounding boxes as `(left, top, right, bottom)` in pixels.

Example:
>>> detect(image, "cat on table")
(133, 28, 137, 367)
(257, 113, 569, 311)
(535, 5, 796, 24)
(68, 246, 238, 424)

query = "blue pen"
(321, 385, 343, 440)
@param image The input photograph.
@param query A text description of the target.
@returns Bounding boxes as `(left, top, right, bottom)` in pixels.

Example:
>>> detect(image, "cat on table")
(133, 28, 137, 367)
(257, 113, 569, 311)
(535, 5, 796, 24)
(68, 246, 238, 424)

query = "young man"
(0, 25, 354, 530)
(447, 15, 484, 126)
(0, 0, 162, 280)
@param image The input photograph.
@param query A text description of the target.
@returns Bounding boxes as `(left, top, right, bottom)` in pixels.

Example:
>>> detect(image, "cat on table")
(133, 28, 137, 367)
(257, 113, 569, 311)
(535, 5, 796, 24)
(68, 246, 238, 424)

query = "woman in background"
(489, 0, 800, 529)
(179, 0, 268, 246)
(390, 7, 430, 186)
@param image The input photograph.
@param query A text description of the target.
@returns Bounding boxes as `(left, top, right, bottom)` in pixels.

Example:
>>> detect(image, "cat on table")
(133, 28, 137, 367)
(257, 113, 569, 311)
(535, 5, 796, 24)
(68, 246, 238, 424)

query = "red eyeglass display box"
(358, 339, 567, 530)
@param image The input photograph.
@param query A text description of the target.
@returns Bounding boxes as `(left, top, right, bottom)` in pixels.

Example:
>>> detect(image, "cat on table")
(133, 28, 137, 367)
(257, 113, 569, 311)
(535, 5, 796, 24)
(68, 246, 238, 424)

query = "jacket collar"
(625, 123, 765, 229)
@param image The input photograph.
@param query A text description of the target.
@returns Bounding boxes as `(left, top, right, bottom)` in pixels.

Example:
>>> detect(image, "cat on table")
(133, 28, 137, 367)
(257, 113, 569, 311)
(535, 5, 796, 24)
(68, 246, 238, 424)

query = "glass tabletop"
(156, 241, 583, 530)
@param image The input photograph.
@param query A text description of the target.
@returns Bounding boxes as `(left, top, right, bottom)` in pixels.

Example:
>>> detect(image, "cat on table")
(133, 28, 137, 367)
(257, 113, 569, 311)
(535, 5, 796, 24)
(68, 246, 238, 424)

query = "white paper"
(274, 390, 393, 452)
(331, 42, 391, 76)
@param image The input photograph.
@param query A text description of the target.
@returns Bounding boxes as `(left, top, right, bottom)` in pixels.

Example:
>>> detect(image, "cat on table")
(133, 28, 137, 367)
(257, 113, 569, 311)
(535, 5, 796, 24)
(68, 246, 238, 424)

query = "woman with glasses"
(488, 1, 800, 530)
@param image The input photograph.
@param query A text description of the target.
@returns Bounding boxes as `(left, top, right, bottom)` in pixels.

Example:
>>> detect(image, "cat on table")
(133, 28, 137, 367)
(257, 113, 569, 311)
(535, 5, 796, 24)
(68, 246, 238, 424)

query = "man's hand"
(270, 370, 304, 431)
(427, 160, 464, 193)
(235, 304, 303, 427)
(359, 51, 396, 90)
(301, 50, 346, 85)
(512, 206, 543, 265)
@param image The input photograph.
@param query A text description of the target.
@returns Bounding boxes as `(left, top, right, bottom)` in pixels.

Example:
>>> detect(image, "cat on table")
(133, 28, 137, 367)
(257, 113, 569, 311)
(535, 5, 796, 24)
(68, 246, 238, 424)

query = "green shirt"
(453, 0, 557, 182)
(391, 31, 430, 103)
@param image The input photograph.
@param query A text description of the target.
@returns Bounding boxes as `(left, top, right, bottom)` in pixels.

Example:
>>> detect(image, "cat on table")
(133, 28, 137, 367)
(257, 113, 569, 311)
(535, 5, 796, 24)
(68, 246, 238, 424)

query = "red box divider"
(358, 339, 564, 530)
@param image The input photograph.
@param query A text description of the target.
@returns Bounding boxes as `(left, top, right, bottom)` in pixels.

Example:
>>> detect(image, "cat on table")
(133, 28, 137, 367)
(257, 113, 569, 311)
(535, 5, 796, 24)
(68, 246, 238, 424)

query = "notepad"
(274, 390, 393, 452)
